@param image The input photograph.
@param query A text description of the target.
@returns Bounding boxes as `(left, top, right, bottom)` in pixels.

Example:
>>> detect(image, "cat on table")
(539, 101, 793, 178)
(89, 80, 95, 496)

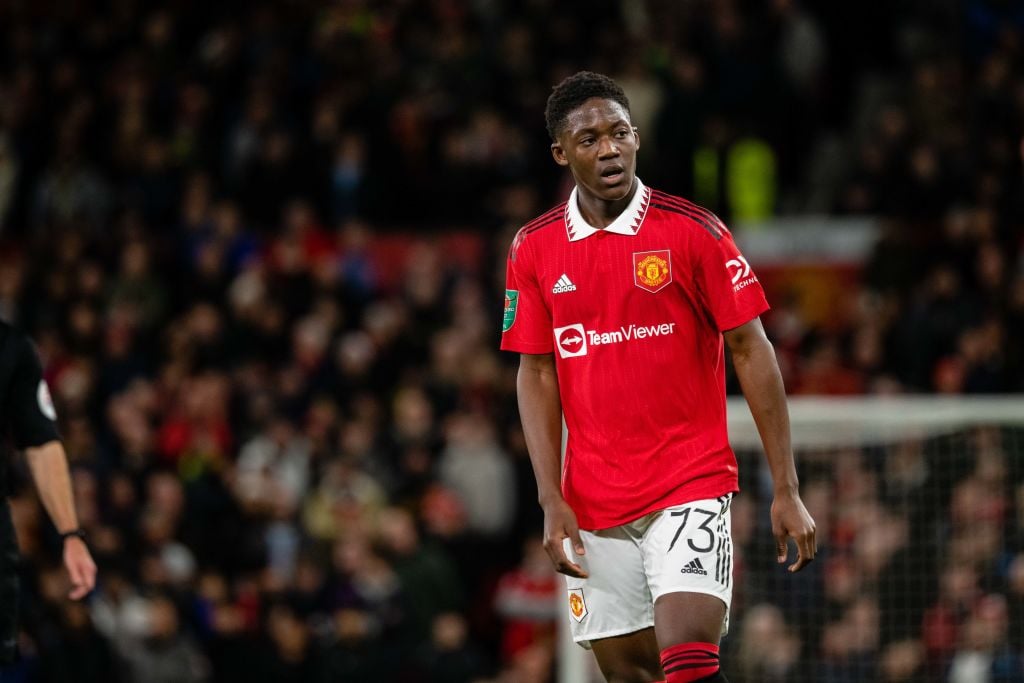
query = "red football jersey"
(501, 180, 769, 530)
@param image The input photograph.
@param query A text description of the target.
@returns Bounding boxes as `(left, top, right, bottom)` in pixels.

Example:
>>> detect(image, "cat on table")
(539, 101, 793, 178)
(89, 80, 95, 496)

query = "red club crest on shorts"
(633, 250, 672, 293)
(568, 588, 588, 622)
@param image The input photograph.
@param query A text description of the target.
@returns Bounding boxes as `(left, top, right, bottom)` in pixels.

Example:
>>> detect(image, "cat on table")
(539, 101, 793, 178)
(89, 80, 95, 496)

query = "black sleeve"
(7, 336, 60, 449)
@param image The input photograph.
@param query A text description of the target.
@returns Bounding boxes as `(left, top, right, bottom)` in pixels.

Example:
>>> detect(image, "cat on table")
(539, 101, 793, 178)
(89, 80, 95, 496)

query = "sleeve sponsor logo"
(554, 322, 677, 358)
(633, 250, 672, 293)
(37, 379, 57, 421)
(502, 289, 519, 332)
(725, 255, 757, 292)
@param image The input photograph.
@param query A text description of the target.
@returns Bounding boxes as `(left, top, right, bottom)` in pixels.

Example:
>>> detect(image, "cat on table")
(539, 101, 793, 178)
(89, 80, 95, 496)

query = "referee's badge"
(633, 250, 672, 293)
(568, 588, 588, 622)
(37, 380, 57, 421)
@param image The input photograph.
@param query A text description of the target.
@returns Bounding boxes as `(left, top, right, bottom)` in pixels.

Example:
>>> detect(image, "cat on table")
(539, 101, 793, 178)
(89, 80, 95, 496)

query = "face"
(552, 97, 639, 202)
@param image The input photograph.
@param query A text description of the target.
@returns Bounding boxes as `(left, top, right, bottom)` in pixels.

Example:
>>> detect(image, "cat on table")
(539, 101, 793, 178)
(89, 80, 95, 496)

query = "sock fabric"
(659, 642, 720, 682)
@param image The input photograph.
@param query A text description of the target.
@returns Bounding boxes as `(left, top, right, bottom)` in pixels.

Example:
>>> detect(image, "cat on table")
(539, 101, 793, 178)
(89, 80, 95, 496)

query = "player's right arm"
(517, 352, 587, 579)
(501, 224, 586, 578)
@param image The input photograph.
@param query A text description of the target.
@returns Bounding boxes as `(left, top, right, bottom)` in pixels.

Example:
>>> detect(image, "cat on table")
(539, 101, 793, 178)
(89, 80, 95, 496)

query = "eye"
(615, 130, 630, 139)
(580, 138, 595, 147)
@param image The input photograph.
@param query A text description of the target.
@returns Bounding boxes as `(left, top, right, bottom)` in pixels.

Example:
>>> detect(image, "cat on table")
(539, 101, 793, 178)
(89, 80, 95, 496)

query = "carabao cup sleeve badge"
(503, 289, 519, 331)
(633, 250, 672, 293)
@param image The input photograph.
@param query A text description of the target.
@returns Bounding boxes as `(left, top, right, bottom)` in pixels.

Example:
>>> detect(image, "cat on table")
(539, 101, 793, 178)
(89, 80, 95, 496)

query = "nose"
(597, 136, 619, 159)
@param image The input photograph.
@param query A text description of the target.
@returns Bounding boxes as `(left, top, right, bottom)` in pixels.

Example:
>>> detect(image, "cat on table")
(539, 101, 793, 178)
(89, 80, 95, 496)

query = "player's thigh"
(653, 591, 726, 648)
(642, 495, 734, 645)
(561, 526, 653, 649)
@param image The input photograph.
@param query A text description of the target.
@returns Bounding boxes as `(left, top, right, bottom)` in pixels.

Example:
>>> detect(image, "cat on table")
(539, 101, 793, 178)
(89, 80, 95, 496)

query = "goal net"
(559, 396, 1024, 683)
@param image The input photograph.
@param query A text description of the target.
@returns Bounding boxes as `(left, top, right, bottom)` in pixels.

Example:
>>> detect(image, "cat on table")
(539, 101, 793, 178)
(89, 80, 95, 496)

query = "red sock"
(659, 642, 720, 682)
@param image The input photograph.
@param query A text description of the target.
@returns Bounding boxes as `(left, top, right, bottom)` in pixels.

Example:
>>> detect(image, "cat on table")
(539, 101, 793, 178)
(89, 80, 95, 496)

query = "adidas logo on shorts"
(552, 274, 577, 294)
(680, 557, 708, 576)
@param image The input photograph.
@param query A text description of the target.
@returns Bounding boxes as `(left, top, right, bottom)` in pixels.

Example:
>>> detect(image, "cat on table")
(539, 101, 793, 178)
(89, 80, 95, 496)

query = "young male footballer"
(500, 71, 816, 683)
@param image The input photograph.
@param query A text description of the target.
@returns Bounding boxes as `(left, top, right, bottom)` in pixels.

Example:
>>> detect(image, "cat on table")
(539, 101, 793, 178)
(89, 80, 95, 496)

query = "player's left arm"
(724, 318, 816, 572)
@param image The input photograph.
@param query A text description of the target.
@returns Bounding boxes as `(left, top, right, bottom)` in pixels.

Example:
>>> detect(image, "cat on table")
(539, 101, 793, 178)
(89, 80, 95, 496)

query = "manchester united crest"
(568, 588, 588, 622)
(633, 250, 672, 293)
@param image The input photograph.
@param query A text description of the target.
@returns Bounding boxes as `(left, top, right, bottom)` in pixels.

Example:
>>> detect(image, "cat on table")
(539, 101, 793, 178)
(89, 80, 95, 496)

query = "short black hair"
(544, 71, 631, 140)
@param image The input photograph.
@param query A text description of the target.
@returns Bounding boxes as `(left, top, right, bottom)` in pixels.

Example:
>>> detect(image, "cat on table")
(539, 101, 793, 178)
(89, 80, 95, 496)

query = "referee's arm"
(10, 336, 96, 599)
(25, 440, 95, 598)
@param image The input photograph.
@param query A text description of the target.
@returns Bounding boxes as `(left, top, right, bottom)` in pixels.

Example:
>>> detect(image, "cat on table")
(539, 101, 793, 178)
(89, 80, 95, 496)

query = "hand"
(771, 491, 816, 573)
(542, 498, 588, 578)
(63, 537, 97, 600)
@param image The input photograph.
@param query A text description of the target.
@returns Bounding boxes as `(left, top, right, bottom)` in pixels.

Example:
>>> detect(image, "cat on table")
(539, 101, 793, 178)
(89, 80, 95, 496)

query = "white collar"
(565, 178, 650, 242)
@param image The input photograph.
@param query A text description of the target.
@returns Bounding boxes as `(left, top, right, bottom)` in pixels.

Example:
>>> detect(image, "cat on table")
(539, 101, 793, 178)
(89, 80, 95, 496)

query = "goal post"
(557, 396, 1024, 683)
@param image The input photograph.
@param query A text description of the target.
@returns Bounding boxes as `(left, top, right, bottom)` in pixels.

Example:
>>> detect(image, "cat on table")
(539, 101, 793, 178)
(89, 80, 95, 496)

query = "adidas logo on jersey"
(552, 274, 577, 294)
(681, 558, 708, 576)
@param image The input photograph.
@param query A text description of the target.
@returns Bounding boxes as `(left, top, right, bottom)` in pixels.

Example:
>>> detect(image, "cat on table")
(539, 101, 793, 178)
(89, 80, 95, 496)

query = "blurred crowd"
(727, 426, 1024, 683)
(0, 0, 1022, 681)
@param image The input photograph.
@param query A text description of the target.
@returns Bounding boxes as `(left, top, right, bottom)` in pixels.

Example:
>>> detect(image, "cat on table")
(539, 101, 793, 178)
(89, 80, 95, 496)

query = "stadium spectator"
(731, 603, 802, 682)
(115, 593, 210, 683)
(493, 535, 559, 663)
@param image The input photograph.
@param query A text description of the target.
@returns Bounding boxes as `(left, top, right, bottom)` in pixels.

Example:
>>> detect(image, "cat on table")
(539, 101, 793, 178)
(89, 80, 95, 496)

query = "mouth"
(599, 165, 625, 185)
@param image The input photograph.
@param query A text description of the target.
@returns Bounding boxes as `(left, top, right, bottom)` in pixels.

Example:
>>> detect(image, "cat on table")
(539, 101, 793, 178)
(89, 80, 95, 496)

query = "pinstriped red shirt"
(501, 180, 769, 530)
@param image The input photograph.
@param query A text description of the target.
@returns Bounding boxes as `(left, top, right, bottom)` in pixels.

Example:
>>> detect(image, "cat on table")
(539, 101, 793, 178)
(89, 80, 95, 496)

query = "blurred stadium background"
(1, 0, 1023, 681)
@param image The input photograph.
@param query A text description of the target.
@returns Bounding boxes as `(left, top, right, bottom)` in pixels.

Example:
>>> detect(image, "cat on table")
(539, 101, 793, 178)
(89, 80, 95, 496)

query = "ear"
(633, 126, 640, 152)
(551, 141, 569, 167)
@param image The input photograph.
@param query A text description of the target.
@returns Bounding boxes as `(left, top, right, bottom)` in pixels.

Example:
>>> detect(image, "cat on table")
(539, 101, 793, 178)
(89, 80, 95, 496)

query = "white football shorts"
(562, 495, 734, 649)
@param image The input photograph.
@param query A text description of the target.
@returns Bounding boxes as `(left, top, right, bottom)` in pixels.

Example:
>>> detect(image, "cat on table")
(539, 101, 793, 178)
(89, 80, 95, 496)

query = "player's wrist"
(539, 493, 566, 510)
(773, 483, 800, 497)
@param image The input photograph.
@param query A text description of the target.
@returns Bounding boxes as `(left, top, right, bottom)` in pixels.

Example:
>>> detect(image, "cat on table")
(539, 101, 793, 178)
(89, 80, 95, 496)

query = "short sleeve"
(500, 231, 553, 354)
(7, 336, 60, 449)
(693, 228, 770, 332)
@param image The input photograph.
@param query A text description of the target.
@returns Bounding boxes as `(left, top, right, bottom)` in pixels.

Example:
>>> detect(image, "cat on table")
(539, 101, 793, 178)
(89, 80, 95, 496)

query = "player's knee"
(659, 642, 721, 683)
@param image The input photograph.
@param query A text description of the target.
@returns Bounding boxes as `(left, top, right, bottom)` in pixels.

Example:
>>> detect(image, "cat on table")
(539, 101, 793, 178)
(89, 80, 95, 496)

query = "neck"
(575, 178, 637, 229)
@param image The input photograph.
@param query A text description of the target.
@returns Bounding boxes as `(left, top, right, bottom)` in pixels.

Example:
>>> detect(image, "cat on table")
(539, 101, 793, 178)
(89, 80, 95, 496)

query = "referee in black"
(0, 320, 96, 668)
